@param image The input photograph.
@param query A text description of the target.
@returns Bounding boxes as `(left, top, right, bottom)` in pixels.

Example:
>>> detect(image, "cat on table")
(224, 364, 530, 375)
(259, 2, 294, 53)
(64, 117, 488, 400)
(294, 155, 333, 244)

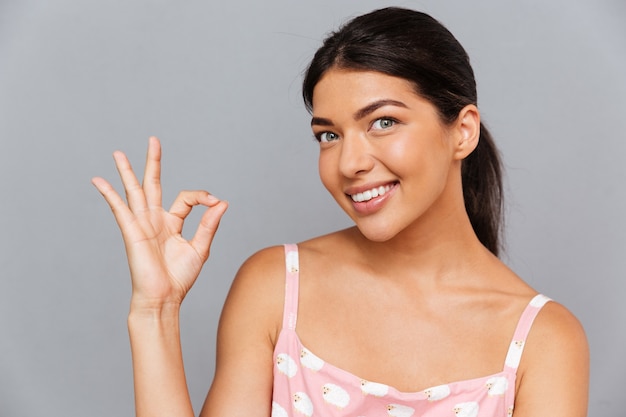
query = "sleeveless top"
(271, 244, 551, 417)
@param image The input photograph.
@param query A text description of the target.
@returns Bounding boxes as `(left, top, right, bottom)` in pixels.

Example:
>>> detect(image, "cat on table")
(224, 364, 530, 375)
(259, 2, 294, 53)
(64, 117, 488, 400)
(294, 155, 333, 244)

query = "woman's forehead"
(311, 69, 425, 115)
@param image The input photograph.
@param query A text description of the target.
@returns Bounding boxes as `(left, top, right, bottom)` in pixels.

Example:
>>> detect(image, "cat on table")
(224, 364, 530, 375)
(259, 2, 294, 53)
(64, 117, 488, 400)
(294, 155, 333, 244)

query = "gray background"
(1, 0, 624, 416)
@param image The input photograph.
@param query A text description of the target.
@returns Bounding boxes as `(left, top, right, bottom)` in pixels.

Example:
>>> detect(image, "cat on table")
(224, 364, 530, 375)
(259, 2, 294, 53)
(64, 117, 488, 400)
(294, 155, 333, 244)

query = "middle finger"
(142, 136, 163, 209)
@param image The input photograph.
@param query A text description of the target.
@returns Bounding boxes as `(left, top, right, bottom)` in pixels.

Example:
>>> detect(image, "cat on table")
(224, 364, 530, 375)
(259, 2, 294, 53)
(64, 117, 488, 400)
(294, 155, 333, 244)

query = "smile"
(350, 184, 394, 203)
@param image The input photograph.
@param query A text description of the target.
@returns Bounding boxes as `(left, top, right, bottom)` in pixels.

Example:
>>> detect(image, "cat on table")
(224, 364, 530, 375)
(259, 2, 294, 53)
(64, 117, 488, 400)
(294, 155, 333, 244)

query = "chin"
(355, 224, 399, 243)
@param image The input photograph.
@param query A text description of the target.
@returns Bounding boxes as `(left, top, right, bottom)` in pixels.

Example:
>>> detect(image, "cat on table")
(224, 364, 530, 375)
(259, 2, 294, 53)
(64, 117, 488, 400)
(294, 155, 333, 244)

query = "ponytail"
(461, 122, 503, 256)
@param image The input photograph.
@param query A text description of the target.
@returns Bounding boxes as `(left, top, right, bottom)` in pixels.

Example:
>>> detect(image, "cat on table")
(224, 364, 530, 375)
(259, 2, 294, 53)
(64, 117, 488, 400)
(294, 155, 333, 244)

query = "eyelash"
(370, 117, 398, 130)
(313, 116, 400, 143)
(314, 131, 339, 143)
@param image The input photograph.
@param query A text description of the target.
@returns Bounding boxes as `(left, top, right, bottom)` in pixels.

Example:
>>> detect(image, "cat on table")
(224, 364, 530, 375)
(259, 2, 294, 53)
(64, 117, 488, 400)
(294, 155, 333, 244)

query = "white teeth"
(351, 184, 392, 202)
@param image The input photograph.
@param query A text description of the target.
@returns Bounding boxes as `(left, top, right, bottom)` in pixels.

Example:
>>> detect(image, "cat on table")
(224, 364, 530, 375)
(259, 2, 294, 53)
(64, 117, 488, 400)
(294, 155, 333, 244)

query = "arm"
(127, 304, 194, 416)
(200, 247, 285, 417)
(92, 137, 228, 416)
(513, 301, 589, 417)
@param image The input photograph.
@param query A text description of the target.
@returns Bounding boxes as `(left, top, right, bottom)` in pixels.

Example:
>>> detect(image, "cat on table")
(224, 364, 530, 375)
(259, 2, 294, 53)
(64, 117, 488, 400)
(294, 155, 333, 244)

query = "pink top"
(271, 244, 551, 417)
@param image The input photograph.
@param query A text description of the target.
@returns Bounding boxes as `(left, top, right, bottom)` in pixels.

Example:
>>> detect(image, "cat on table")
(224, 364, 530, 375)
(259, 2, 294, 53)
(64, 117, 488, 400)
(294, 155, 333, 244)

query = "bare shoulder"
(220, 245, 288, 343)
(228, 245, 287, 303)
(515, 299, 589, 416)
(530, 300, 587, 339)
(229, 233, 348, 305)
(524, 300, 588, 363)
(235, 244, 287, 282)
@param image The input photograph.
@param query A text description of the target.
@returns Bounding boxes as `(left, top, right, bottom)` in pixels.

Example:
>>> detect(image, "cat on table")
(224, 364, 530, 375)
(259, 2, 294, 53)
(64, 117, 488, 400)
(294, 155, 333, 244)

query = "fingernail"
(206, 194, 220, 204)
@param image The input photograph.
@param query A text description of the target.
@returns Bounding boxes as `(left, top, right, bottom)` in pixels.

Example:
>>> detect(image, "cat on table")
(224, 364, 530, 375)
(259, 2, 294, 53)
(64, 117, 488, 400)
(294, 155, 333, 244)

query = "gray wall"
(1, 1, 624, 416)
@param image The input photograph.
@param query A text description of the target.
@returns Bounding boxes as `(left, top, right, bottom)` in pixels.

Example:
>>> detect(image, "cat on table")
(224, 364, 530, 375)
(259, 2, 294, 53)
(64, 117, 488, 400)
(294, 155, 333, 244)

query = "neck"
(350, 184, 493, 282)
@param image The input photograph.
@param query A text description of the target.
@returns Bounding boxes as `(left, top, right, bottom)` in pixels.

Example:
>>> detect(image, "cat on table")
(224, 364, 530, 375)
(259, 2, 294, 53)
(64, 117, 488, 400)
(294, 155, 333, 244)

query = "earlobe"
(453, 104, 480, 160)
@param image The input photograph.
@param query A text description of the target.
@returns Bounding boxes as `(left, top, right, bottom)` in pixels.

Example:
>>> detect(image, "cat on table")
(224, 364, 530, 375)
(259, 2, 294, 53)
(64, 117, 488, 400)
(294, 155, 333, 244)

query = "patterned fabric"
(271, 244, 551, 417)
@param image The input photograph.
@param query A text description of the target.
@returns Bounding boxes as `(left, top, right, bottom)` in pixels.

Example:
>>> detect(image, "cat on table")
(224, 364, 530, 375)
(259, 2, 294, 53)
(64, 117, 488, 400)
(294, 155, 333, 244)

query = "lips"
(344, 182, 399, 216)
(349, 184, 394, 202)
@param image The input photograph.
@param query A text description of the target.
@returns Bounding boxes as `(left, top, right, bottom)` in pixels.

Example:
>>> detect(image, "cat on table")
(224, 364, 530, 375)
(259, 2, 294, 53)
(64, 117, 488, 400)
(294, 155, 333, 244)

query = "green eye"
(318, 132, 339, 142)
(372, 118, 396, 129)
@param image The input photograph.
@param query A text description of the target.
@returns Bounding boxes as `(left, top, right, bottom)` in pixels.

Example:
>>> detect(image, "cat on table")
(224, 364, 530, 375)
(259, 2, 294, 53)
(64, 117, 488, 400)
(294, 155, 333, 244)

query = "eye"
(316, 131, 340, 143)
(371, 117, 397, 130)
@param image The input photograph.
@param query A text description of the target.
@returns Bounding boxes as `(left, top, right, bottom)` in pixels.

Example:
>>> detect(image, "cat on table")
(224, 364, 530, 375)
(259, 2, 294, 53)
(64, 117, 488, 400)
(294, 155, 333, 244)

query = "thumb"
(190, 199, 228, 260)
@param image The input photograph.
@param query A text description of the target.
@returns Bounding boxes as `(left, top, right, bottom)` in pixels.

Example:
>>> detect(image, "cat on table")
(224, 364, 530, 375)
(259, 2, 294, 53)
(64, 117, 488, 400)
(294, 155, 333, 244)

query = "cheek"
(379, 135, 418, 174)
(385, 138, 411, 163)
(318, 152, 336, 192)
(384, 131, 452, 176)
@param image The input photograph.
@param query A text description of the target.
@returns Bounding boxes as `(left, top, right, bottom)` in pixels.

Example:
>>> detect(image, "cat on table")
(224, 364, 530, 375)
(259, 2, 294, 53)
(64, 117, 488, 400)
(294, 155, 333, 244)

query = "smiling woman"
(302, 9, 504, 255)
(92, 7, 589, 417)
(311, 70, 476, 242)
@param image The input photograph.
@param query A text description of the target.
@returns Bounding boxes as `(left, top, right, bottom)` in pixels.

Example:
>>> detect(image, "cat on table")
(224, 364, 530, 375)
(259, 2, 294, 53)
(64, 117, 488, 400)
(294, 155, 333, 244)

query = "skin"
(93, 68, 589, 417)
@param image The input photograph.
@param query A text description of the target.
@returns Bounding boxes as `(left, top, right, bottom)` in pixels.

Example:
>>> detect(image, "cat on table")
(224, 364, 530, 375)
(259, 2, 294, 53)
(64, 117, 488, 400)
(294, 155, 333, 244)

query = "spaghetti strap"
(503, 294, 551, 372)
(281, 244, 300, 330)
(271, 255, 549, 415)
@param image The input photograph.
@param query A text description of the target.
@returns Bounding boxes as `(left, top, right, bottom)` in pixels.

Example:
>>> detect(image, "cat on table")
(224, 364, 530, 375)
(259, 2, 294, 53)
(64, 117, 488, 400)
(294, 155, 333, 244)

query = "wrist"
(128, 299, 182, 322)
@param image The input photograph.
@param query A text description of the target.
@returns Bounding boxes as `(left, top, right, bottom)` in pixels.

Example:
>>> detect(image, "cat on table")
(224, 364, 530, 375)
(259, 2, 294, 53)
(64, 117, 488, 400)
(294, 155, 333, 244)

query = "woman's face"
(311, 69, 471, 242)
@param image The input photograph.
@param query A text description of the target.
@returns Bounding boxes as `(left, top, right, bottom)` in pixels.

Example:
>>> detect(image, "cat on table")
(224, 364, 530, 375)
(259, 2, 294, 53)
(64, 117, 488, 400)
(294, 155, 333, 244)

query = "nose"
(338, 132, 375, 177)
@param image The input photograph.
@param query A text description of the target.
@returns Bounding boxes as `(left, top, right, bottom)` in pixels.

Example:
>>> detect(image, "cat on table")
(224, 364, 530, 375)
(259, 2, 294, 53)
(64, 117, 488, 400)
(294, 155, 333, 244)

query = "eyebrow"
(310, 99, 408, 127)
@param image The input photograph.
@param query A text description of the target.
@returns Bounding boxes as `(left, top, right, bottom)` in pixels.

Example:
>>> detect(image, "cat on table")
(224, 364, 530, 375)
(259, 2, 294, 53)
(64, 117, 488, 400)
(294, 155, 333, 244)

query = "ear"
(452, 104, 480, 160)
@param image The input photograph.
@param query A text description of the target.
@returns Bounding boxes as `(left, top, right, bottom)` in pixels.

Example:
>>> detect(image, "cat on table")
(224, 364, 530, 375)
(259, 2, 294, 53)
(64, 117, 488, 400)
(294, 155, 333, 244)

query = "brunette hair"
(302, 7, 504, 255)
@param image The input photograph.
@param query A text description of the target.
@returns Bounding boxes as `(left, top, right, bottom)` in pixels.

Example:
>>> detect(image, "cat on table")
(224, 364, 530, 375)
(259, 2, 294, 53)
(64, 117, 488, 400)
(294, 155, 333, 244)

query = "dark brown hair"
(302, 7, 504, 255)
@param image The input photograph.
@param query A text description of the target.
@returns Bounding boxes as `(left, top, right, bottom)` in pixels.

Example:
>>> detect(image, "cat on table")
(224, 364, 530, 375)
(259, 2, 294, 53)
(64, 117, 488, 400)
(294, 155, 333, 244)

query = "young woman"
(92, 7, 589, 417)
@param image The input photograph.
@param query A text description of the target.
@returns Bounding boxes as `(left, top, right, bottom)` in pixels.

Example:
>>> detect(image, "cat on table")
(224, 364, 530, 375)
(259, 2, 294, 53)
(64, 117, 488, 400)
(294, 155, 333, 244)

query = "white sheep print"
(272, 244, 551, 417)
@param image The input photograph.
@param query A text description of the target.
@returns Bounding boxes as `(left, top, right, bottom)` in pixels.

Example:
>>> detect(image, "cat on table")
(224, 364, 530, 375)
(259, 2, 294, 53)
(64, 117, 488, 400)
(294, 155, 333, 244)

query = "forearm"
(128, 304, 195, 417)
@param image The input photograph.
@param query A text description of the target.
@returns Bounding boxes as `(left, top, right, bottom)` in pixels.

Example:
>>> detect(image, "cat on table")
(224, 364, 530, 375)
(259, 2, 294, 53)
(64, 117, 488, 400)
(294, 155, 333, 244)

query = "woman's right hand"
(92, 136, 228, 312)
